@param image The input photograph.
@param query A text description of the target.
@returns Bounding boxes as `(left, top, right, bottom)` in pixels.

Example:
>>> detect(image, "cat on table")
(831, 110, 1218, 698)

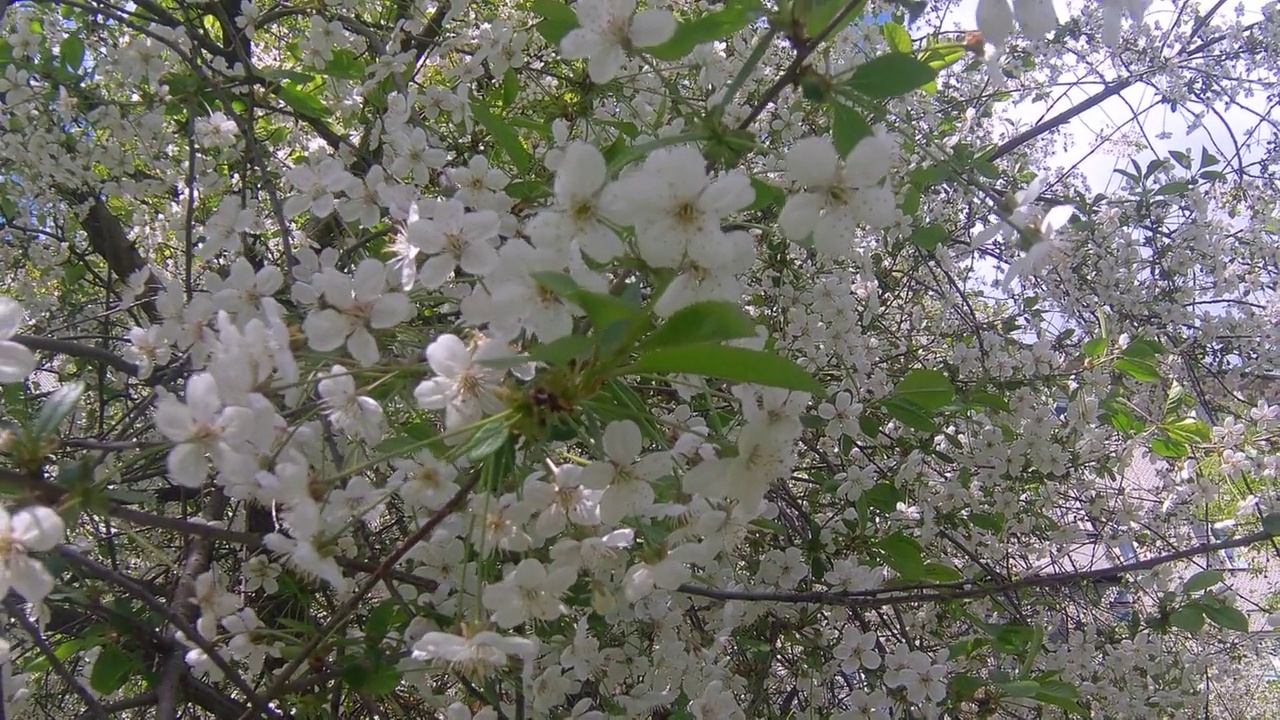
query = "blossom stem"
(713, 28, 779, 118)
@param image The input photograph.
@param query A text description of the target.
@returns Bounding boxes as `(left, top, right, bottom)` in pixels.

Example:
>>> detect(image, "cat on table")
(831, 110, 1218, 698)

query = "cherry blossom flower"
(404, 199, 501, 288)
(302, 258, 411, 366)
(414, 333, 509, 432)
(0, 505, 64, 603)
(0, 297, 36, 382)
(578, 420, 670, 525)
(528, 141, 623, 263)
(778, 131, 898, 256)
(155, 373, 255, 488)
(560, 0, 676, 83)
(482, 558, 577, 627)
(411, 630, 538, 674)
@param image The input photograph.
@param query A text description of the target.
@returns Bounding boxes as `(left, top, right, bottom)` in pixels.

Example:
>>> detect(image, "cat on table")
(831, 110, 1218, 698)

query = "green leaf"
(880, 21, 912, 52)
(805, 0, 863, 37)
(844, 53, 937, 98)
(1262, 512, 1280, 536)
(1113, 358, 1161, 383)
(912, 223, 947, 251)
(530, 272, 647, 330)
(1202, 603, 1249, 632)
(648, 1, 764, 61)
(746, 177, 785, 211)
(881, 397, 937, 433)
(528, 0, 579, 44)
(528, 334, 597, 365)
(893, 369, 954, 412)
(60, 36, 85, 72)
(1168, 604, 1206, 632)
(629, 344, 824, 394)
(1083, 337, 1109, 358)
(321, 49, 366, 80)
(641, 301, 758, 350)
(1000, 680, 1041, 698)
(924, 562, 964, 582)
(90, 644, 139, 695)
(830, 99, 872, 156)
(1183, 569, 1224, 595)
(1122, 338, 1165, 359)
(918, 41, 967, 71)
(471, 98, 531, 173)
(879, 532, 926, 581)
(374, 435, 429, 458)
(1162, 417, 1210, 444)
(1149, 436, 1189, 459)
(457, 417, 512, 463)
(277, 82, 330, 119)
(34, 381, 85, 440)
(966, 390, 1010, 413)
(1154, 181, 1190, 197)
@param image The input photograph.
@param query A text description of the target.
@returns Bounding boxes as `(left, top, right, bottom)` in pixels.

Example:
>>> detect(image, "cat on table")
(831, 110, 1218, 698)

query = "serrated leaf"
(471, 98, 530, 173)
(648, 1, 763, 61)
(893, 369, 954, 412)
(629, 344, 823, 394)
(844, 52, 937, 98)
(641, 301, 758, 350)
(1203, 603, 1249, 632)
(1183, 569, 1224, 594)
(90, 644, 138, 695)
(34, 381, 85, 439)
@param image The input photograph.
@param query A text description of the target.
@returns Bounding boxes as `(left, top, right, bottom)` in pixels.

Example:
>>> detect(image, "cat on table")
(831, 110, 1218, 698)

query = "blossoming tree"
(0, 0, 1278, 716)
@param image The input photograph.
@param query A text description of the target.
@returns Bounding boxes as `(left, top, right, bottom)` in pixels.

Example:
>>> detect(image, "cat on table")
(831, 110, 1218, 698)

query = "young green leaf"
(1113, 357, 1161, 383)
(1202, 602, 1249, 632)
(629, 344, 824, 394)
(640, 301, 759, 350)
(881, 397, 938, 433)
(647, 0, 764, 61)
(528, 0, 579, 44)
(470, 99, 531, 173)
(844, 53, 937, 98)
(34, 381, 85, 440)
(1182, 569, 1224, 595)
(893, 369, 955, 412)
(830, 99, 872, 156)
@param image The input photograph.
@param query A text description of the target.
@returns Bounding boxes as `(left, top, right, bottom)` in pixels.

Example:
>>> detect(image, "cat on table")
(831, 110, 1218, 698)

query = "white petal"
(603, 420, 642, 462)
(559, 28, 600, 60)
(425, 334, 469, 377)
(0, 296, 24, 339)
(418, 254, 457, 289)
(555, 142, 607, 201)
(785, 136, 840, 187)
(700, 174, 755, 217)
(8, 557, 54, 603)
(778, 193, 824, 241)
(10, 506, 64, 551)
(352, 258, 388, 300)
(1013, 0, 1056, 37)
(347, 327, 380, 366)
(186, 373, 223, 422)
(303, 309, 351, 351)
(976, 0, 1015, 47)
(168, 443, 209, 488)
(0, 341, 37, 382)
(628, 9, 676, 48)
(370, 293, 411, 329)
(587, 43, 625, 84)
